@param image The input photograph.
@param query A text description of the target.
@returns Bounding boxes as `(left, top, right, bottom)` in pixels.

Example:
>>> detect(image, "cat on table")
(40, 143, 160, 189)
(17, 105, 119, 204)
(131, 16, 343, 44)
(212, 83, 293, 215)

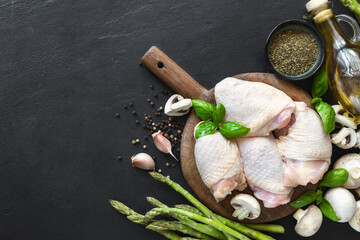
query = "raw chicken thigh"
(215, 77, 296, 136)
(275, 101, 332, 187)
(237, 135, 293, 208)
(194, 131, 247, 202)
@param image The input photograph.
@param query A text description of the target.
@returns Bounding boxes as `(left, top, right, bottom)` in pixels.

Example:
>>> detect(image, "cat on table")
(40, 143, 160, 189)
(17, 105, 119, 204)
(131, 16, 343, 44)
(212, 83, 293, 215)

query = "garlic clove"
(131, 153, 155, 170)
(152, 131, 178, 161)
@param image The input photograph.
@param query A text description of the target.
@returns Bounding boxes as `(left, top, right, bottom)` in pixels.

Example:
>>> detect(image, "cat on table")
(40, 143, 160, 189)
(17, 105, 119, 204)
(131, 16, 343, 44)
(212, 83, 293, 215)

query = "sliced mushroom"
(331, 127, 357, 149)
(349, 201, 360, 232)
(334, 153, 360, 189)
(293, 205, 323, 237)
(230, 194, 260, 220)
(332, 105, 357, 129)
(164, 94, 192, 116)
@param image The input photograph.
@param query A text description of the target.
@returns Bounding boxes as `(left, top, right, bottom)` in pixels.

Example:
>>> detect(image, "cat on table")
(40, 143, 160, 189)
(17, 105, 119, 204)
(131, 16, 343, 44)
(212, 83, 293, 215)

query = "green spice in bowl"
(265, 19, 325, 81)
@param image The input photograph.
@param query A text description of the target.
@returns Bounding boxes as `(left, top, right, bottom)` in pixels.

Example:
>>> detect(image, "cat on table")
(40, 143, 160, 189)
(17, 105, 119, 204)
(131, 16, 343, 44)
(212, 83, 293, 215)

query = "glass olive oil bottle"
(308, 0, 360, 121)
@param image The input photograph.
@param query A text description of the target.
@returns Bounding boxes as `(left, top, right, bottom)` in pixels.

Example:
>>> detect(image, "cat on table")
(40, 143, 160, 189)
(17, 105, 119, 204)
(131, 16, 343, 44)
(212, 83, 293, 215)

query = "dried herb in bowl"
(268, 29, 318, 76)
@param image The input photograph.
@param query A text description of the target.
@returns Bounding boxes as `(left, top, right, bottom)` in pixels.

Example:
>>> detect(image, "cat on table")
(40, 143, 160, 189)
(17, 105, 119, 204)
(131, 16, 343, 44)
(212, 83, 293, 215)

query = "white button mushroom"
(230, 194, 261, 220)
(331, 127, 357, 149)
(349, 200, 360, 232)
(324, 187, 357, 222)
(333, 153, 360, 189)
(293, 205, 323, 237)
(164, 94, 192, 116)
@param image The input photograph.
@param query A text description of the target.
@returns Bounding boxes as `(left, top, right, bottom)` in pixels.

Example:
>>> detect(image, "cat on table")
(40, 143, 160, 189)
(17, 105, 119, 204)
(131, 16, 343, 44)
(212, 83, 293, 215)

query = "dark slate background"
(0, 0, 359, 239)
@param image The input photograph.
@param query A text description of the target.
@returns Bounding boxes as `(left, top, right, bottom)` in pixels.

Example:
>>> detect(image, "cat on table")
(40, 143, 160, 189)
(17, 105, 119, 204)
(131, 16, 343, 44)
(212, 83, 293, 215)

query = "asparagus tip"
(149, 172, 168, 182)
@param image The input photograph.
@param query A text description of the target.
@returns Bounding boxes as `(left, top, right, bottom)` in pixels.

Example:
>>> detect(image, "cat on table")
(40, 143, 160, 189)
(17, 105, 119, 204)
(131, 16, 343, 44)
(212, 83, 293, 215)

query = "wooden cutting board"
(141, 46, 315, 223)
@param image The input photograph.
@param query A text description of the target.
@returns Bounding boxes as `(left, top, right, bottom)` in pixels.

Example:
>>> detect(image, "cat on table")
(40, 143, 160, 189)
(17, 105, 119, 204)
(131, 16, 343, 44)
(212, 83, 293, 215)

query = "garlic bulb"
(131, 153, 155, 170)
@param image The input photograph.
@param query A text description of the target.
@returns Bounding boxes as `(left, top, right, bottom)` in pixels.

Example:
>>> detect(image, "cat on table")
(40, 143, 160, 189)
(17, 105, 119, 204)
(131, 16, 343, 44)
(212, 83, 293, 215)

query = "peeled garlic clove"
(131, 153, 155, 170)
(152, 131, 178, 161)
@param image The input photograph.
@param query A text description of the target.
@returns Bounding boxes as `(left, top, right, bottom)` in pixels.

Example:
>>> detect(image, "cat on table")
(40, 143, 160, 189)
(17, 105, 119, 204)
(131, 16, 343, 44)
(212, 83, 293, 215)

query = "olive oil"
(310, 3, 360, 120)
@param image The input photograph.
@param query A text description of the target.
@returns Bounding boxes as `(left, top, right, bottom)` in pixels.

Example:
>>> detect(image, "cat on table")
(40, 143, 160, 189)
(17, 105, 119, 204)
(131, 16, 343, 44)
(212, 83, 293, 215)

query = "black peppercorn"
(132, 111, 137, 115)
(115, 113, 120, 118)
(129, 102, 134, 107)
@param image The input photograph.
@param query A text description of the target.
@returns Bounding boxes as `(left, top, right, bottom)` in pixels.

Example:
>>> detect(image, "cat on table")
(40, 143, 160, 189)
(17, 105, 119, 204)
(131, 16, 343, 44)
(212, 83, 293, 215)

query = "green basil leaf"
(192, 100, 216, 121)
(319, 198, 341, 222)
(213, 103, 226, 125)
(319, 168, 349, 188)
(314, 100, 335, 134)
(219, 121, 250, 139)
(316, 189, 323, 205)
(311, 97, 322, 104)
(290, 191, 317, 208)
(194, 121, 217, 139)
(311, 66, 328, 98)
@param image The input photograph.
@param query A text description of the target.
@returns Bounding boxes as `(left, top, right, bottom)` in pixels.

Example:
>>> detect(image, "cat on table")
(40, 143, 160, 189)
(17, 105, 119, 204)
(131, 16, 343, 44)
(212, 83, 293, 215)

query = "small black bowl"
(265, 19, 325, 81)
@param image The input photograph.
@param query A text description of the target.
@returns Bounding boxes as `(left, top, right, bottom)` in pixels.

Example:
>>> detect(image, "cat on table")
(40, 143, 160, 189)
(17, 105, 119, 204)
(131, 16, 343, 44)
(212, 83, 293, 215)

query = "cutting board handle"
(141, 46, 210, 100)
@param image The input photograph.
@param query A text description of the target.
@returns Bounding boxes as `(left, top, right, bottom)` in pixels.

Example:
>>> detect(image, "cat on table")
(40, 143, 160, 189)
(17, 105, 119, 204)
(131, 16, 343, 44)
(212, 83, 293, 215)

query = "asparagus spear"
(243, 223, 285, 234)
(149, 172, 238, 240)
(148, 207, 251, 240)
(174, 213, 226, 240)
(175, 204, 279, 239)
(145, 225, 182, 240)
(110, 200, 181, 240)
(146, 197, 226, 240)
(149, 221, 216, 240)
(339, 0, 360, 23)
(175, 204, 207, 216)
(146, 196, 168, 208)
(110, 199, 145, 219)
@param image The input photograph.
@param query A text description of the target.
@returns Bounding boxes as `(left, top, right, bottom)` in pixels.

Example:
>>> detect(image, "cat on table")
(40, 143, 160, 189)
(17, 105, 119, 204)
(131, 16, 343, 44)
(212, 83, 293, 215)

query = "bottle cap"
(306, 0, 328, 12)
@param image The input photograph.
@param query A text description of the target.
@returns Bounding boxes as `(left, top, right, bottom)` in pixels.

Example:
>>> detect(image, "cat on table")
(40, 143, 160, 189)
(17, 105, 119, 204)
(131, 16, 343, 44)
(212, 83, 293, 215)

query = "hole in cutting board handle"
(158, 61, 164, 68)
